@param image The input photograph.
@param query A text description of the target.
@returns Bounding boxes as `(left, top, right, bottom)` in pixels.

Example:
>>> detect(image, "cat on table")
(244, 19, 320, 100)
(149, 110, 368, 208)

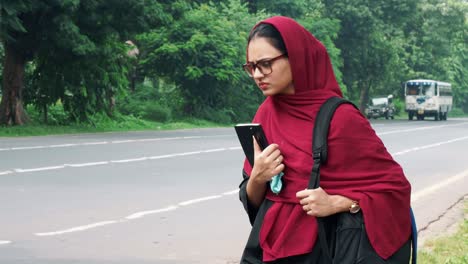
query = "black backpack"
(309, 97, 417, 264)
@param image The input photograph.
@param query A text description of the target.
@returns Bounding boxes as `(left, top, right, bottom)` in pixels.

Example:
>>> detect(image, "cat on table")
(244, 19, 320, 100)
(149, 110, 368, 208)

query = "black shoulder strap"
(309, 97, 417, 264)
(308, 97, 357, 189)
(308, 97, 357, 263)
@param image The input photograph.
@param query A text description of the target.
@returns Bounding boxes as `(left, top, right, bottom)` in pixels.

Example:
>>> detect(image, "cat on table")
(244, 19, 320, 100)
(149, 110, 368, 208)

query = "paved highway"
(1, 118, 467, 263)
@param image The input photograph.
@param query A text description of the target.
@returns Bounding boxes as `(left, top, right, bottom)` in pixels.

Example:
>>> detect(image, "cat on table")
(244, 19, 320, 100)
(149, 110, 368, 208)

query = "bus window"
(440, 86, 452, 96)
(422, 83, 435, 96)
(406, 85, 420, 95)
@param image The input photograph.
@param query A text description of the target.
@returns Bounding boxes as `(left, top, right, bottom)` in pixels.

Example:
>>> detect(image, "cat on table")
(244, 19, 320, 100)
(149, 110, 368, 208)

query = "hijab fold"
(243, 16, 411, 261)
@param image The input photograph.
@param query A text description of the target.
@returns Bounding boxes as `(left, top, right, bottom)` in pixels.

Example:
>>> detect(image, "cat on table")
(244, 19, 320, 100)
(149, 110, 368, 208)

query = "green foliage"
(33, 104, 70, 125)
(2, 0, 467, 128)
(401, 0, 467, 112)
(243, 0, 315, 18)
(0, 43, 3, 89)
(298, 12, 346, 95)
(392, 98, 404, 115)
(116, 79, 177, 122)
(118, 99, 172, 123)
(448, 107, 467, 117)
(2, 0, 173, 124)
(138, 0, 264, 123)
(323, 0, 419, 110)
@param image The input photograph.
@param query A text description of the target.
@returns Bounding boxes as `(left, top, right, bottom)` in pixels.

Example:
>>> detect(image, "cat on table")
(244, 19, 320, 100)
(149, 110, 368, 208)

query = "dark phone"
(234, 123, 269, 166)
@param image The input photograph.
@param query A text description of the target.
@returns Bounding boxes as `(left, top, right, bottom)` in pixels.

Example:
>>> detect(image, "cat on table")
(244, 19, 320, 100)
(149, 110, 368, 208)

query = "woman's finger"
(296, 189, 311, 198)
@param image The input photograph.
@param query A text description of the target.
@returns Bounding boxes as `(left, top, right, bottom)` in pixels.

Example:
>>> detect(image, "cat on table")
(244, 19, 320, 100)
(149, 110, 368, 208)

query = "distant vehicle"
(404, 79, 452, 121)
(365, 95, 395, 119)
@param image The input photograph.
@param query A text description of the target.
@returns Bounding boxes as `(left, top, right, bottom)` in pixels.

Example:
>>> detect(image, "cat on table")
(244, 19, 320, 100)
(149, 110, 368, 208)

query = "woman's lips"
(259, 82, 268, 90)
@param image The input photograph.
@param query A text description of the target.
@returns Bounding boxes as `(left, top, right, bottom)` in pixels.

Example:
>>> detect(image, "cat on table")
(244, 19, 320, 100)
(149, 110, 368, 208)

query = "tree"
(323, 0, 419, 110)
(0, 0, 171, 125)
(243, 0, 312, 18)
(297, 2, 346, 95)
(393, 0, 467, 112)
(138, 1, 264, 122)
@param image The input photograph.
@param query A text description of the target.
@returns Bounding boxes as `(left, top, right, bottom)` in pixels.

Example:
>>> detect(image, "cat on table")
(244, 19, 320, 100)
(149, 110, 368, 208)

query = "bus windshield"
(406, 82, 435, 96)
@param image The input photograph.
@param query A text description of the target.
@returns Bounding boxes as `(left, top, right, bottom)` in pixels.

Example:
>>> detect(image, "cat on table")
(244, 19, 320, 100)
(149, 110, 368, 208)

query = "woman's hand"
(296, 188, 354, 217)
(250, 136, 284, 185)
(246, 137, 284, 208)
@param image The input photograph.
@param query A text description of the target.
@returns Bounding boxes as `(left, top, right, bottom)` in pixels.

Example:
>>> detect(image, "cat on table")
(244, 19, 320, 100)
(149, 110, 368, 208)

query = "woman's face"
(247, 37, 294, 96)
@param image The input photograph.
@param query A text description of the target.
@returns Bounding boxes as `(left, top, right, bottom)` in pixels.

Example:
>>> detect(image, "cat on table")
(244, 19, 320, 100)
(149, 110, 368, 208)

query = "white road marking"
(49, 144, 76, 148)
(377, 122, 468, 136)
(204, 148, 227, 153)
(5, 133, 468, 176)
(125, 206, 178, 220)
(11, 146, 46, 150)
(222, 189, 240, 195)
(111, 140, 133, 144)
(35, 221, 119, 236)
(34, 194, 228, 237)
(176, 151, 202, 156)
(178, 195, 223, 206)
(2, 128, 465, 239)
(391, 135, 468, 156)
(148, 154, 174, 160)
(411, 169, 468, 202)
(27, 168, 466, 238)
(0, 240, 11, 245)
(82, 142, 108, 146)
(67, 161, 109, 167)
(4, 148, 239, 175)
(15, 166, 65, 173)
(110, 157, 148, 163)
(0, 135, 230, 152)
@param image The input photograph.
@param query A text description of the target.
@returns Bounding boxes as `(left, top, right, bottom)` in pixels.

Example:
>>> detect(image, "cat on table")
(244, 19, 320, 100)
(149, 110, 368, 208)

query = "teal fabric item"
(270, 172, 284, 194)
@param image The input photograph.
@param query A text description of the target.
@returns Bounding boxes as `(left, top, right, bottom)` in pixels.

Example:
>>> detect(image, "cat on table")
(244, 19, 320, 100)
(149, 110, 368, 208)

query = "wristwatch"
(349, 201, 361, 214)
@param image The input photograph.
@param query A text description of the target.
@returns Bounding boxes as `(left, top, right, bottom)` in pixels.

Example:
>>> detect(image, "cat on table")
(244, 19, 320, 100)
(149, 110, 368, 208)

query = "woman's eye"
(258, 61, 271, 68)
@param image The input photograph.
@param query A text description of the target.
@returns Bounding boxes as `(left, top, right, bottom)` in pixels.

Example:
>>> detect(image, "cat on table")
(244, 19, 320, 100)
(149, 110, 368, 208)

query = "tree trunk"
(106, 88, 115, 117)
(0, 44, 29, 125)
(359, 81, 371, 114)
(43, 103, 48, 124)
(245, 0, 257, 13)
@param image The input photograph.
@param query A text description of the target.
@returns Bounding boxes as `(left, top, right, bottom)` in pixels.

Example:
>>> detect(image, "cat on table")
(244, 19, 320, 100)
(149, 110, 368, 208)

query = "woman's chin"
(262, 90, 275, 96)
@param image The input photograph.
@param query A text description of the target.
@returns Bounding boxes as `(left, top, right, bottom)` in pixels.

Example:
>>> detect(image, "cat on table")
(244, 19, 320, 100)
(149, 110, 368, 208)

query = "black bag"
(309, 97, 417, 264)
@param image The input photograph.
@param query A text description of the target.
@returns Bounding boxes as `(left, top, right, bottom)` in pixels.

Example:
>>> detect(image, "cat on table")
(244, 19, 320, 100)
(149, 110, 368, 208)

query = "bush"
(198, 107, 234, 124)
(141, 102, 172, 122)
(25, 103, 70, 125)
(449, 107, 466, 117)
(393, 98, 404, 115)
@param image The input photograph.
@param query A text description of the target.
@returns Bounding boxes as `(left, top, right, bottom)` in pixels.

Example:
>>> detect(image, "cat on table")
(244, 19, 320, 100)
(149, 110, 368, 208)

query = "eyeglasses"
(242, 54, 287, 77)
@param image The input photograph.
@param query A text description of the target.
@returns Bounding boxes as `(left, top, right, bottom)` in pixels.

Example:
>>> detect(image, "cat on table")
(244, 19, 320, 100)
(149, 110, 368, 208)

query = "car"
(365, 95, 395, 119)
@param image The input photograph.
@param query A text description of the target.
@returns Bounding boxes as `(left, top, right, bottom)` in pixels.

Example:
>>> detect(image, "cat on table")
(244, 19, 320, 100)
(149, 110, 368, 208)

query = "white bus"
(404, 79, 452, 121)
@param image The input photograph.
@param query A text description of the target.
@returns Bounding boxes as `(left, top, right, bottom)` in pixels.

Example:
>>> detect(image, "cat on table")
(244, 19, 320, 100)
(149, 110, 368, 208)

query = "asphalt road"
(1, 118, 467, 264)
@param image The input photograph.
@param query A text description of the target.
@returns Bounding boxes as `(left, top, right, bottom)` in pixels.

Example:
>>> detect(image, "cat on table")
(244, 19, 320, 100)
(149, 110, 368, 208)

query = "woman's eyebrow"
(247, 57, 274, 63)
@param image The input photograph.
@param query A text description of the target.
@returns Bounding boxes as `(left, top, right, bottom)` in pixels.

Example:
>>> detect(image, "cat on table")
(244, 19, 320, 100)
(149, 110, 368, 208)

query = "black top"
(238, 171, 411, 264)
(238, 171, 324, 264)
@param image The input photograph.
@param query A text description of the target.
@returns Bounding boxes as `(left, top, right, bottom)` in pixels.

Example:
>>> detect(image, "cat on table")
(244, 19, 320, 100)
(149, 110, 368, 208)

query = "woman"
(238, 16, 412, 263)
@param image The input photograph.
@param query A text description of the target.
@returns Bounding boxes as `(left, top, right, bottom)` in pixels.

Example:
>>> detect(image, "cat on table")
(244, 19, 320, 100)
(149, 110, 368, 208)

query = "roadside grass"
(391, 112, 468, 120)
(418, 201, 468, 264)
(392, 106, 468, 120)
(0, 116, 228, 137)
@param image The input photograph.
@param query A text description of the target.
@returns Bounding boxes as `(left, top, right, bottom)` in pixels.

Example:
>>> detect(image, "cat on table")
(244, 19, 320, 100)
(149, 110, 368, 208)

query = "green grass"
(418, 201, 468, 264)
(0, 117, 228, 137)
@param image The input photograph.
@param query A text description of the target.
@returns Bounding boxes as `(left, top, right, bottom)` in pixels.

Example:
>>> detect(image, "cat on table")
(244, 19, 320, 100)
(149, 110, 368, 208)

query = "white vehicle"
(404, 79, 452, 121)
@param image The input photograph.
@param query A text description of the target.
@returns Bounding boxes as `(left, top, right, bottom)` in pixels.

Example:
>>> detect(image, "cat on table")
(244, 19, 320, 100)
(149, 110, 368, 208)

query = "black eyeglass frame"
(242, 53, 287, 77)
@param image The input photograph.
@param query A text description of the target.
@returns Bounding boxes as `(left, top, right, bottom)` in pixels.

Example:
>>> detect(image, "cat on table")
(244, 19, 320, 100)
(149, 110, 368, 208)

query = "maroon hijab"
(243, 16, 411, 261)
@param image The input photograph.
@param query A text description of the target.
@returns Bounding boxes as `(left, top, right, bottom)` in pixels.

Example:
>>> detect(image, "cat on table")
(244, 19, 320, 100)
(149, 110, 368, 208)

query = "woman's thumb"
(253, 136, 261, 155)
